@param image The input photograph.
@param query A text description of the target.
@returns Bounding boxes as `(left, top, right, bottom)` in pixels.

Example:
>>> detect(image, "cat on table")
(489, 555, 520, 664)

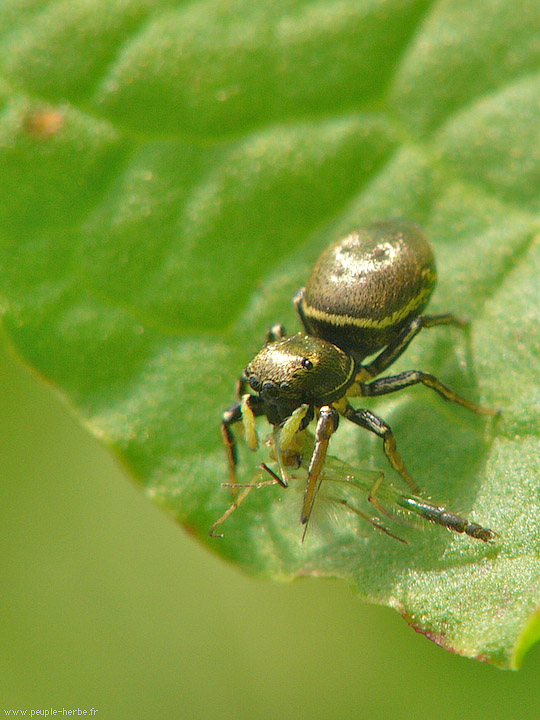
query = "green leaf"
(1, 0, 539, 668)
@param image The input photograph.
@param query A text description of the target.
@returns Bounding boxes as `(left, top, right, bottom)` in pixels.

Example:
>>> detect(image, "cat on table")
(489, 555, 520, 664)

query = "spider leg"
(343, 405, 421, 494)
(363, 370, 499, 416)
(301, 406, 339, 534)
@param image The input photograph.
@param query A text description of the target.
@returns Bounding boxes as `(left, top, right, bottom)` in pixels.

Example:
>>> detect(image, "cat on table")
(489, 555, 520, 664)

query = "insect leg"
(210, 478, 282, 538)
(333, 498, 408, 543)
(210, 464, 290, 538)
(209, 485, 256, 538)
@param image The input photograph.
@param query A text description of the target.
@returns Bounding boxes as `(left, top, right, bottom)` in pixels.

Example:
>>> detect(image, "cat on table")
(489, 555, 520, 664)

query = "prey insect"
(215, 220, 498, 540)
(210, 426, 495, 543)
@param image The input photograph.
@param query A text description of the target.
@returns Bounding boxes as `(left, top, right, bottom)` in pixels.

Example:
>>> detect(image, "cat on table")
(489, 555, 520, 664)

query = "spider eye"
(301, 357, 314, 370)
(262, 381, 279, 397)
(248, 375, 262, 392)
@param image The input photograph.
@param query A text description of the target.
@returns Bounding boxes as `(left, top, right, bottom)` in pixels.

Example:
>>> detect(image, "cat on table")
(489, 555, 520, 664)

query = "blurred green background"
(1, 335, 540, 718)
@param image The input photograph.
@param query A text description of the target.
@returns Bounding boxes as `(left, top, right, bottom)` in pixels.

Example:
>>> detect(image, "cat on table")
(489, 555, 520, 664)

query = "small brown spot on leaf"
(24, 108, 65, 139)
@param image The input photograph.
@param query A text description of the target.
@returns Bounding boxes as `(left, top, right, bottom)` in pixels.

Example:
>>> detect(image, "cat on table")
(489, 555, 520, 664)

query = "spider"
(214, 220, 497, 540)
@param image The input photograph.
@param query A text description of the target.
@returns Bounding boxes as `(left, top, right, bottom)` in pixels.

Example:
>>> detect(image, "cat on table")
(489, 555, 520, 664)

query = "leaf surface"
(1, 0, 540, 668)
